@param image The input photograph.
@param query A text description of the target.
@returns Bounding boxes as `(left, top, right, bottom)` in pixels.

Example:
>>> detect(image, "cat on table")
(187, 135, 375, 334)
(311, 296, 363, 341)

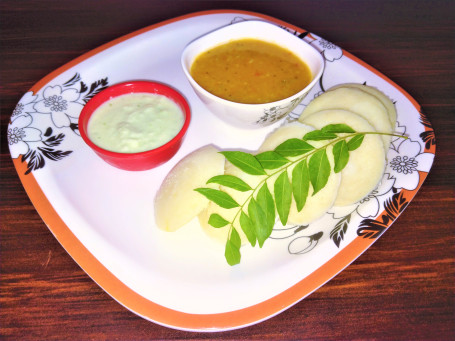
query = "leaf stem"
(226, 131, 406, 241)
(205, 129, 408, 265)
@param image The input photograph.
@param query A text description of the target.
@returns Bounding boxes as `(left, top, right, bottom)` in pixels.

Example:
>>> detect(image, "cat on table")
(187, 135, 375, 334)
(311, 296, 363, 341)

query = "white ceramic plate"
(7, 10, 436, 331)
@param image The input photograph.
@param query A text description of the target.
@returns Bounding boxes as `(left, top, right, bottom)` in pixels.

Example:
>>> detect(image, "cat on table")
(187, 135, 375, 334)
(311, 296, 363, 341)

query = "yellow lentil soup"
(190, 38, 312, 104)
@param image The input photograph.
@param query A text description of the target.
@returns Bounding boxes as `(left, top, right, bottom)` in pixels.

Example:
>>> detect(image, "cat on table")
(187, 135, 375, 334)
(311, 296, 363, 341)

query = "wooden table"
(1, 1, 454, 339)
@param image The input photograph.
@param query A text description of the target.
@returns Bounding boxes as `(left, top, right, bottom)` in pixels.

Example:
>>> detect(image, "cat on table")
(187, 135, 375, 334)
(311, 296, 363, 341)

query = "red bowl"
(78, 81, 191, 171)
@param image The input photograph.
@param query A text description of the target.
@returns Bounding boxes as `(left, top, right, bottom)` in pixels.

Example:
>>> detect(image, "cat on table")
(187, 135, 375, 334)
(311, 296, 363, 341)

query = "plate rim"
(9, 9, 436, 332)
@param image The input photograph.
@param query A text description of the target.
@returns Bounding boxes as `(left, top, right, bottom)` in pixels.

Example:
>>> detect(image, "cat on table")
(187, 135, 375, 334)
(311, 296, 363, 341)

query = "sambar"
(190, 38, 312, 104)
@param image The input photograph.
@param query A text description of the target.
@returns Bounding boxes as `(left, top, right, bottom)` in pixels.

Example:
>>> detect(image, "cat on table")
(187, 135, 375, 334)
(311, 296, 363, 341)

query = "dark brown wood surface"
(1, 1, 454, 340)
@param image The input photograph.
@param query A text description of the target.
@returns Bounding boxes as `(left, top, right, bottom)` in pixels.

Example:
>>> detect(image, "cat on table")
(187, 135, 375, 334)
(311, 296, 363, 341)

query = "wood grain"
(1, 0, 454, 340)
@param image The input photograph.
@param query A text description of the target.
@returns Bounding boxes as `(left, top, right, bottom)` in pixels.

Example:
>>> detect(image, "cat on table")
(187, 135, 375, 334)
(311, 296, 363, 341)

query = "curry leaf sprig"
(195, 124, 404, 266)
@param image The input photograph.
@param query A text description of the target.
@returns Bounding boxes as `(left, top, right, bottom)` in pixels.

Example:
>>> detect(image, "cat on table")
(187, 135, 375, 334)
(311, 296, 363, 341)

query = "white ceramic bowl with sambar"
(181, 20, 324, 129)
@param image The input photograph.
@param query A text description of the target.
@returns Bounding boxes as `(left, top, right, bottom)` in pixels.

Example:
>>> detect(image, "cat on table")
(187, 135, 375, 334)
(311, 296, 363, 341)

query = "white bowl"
(181, 20, 325, 129)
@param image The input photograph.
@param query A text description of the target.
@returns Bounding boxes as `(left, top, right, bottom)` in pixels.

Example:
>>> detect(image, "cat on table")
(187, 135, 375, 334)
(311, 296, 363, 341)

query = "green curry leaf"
(256, 151, 289, 169)
(332, 140, 350, 173)
(292, 159, 310, 212)
(274, 171, 292, 225)
(308, 149, 331, 195)
(220, 151, 266, 175)
(321, 124, 356, 134)
(206, 174, 252, 192)
(274, 138, 314, 157)
(239, 211, 256, 247)
(347, 134, 365, 151)
(225, 228, 241, 266)
(302, 130, 337, 141)
(208, 213, 229, 228)
(194, 188, 239, 209)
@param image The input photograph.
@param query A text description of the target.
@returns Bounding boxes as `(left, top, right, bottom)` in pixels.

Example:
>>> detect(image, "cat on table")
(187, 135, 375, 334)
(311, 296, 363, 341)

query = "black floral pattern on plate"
(357, 190, 409, 239)
(8, 73, 109, 174)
